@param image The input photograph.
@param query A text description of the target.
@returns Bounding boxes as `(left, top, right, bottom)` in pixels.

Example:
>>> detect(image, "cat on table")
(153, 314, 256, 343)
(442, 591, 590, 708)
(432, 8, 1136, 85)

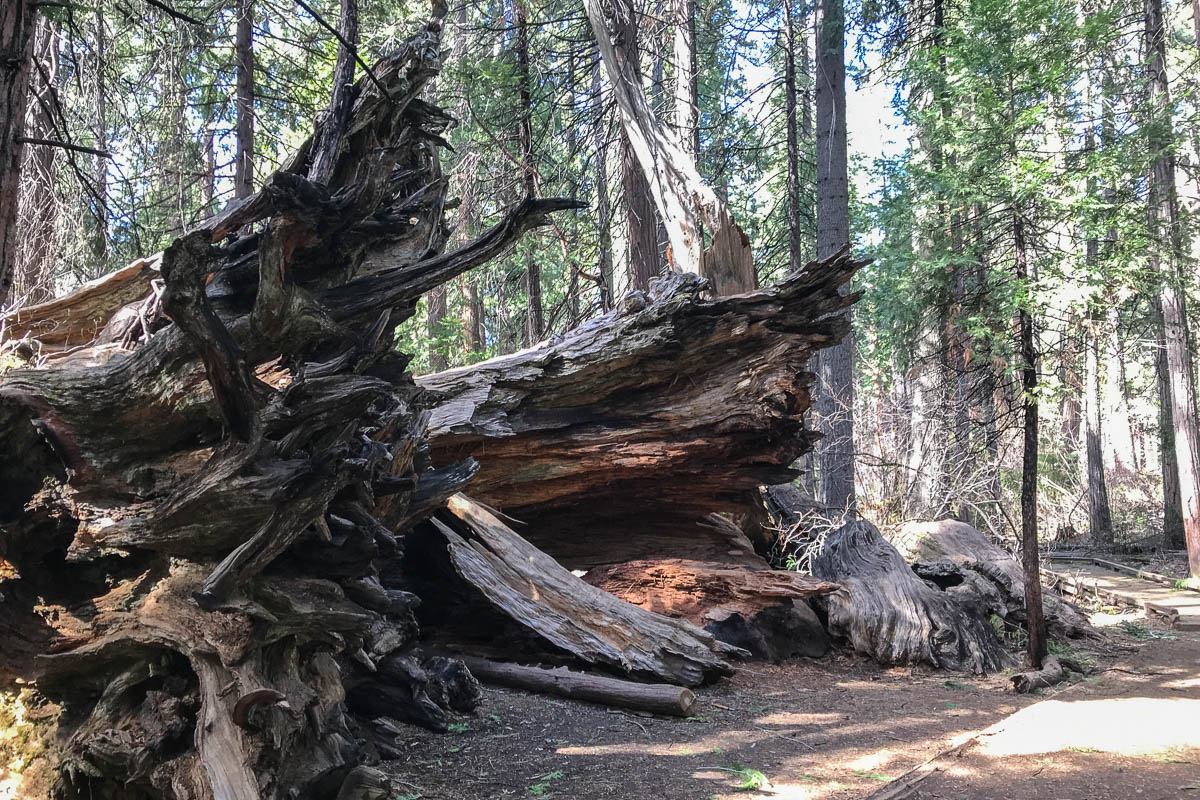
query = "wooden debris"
(430, 494, 740, 686)
(1010, 654, 1067, 693)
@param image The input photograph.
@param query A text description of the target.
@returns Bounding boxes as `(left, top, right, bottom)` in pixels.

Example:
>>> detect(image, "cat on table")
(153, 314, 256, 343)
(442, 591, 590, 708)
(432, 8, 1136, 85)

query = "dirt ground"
(382, 609, 1200, 800)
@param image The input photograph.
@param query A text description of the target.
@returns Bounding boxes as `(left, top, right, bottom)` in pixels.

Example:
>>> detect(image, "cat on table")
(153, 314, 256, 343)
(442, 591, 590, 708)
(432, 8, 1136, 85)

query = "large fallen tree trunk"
(418, 258, 863, 657)
(0, 11, 594, 797)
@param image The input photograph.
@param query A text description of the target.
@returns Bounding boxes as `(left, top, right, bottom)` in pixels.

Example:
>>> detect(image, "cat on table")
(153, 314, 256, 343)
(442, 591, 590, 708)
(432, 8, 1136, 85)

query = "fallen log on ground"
(459, 657, 700, 717)
(1010, 654, 1067, 693)
(812, 520, 1014, 673)
(890, 520, 1093, 639)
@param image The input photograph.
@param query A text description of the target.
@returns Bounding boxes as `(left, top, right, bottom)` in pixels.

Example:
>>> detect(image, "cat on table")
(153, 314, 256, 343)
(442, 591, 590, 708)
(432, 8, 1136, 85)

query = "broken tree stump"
(812, 520, 1013, 673)
(459, 657, 700, 717)
(889, 520, 1093, 639)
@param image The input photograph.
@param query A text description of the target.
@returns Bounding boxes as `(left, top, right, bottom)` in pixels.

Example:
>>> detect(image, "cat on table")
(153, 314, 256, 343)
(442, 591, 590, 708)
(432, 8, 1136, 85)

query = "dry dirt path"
(382, 613, 1198, 799)
(1048, 557, 1200, 628)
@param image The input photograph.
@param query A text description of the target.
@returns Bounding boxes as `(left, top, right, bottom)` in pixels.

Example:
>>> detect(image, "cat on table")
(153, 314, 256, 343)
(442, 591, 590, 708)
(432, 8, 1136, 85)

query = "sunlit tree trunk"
(673, 0, 698, 157)
(1146, 0, 1200, 575)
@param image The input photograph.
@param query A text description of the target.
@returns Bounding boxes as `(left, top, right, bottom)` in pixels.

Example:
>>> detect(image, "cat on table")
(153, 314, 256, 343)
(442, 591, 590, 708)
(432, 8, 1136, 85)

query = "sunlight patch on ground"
(842, 748, 898, 771)
(977, 697, 1200, 757)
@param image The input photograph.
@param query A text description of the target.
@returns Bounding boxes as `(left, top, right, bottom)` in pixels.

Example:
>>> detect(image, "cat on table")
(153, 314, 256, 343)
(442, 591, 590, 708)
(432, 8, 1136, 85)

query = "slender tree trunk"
(1014, 211, 1048, 666)
(1085, 307, 1113, 542)
(814, 0, 854, 512)
(202, 126, 215, 213)
(782, 0, 805, 272)
(612, 5, 657, 292)
(672, 0, 698, 157)
(1146, 0, 1200, 575)
(514, 0, 542, 345)
(592, 53, 614, 310)
(14, 15, 56, 306)
(0, 0, 36, 306)
(234, 0, 255, 198)
(92, 5, 108, 264)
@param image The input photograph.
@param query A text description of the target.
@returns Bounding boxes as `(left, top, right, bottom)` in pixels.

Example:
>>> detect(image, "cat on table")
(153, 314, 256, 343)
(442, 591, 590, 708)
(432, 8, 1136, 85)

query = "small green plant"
(942, 680, 969, 691)
(1116, 621, 1177, 641)
(526, 770, 565, 796)
(727, 766, 770, 792)
(447, 721, 471, 733)
(943, 701, 961, 710)
(396, 794, 421, 800)
(853, 769, 893, 781)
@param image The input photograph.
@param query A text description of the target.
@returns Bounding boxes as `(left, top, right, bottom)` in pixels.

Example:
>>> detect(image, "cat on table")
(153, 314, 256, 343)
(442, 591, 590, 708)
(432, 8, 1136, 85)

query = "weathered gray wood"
(461, 657, 700, 717)
(890, 519, 1092, 639)
(812, 520, 1013, 673)
(430, 494, 741, 686)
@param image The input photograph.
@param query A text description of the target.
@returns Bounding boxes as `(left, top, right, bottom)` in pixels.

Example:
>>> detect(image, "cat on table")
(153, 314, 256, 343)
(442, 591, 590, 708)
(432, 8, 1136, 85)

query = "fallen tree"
(0, 10, 598, 797)
(417, 260, 863, 656)
(0, 7, 873, 795)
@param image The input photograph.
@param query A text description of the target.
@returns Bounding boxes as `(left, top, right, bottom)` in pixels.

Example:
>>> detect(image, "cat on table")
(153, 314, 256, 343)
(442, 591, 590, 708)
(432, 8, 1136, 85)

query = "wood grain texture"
(434, 494, 741, 686)
(812, 520, 1013, 673)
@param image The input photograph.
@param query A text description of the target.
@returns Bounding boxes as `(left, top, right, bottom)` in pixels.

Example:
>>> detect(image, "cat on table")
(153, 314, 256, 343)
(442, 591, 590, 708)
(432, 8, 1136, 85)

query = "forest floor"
(384, 608, 1200, 800)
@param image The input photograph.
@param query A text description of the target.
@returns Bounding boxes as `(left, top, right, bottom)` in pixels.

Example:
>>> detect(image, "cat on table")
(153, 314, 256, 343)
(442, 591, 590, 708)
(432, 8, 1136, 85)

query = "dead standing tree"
(0, 10, 590, 798)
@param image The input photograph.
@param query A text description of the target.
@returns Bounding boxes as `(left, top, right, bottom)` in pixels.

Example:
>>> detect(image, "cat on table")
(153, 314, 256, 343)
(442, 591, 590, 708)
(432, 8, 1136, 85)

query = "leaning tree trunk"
(0, 12, 584, 799)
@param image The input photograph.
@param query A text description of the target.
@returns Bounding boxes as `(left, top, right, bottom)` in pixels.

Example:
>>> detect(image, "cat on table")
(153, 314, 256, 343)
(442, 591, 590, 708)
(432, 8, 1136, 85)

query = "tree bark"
(1085, 306, 1113, 543)
(812, 520, 1012, 673)
(814, 0, 854, 512)
(782, 0, 807, 272)
(0, 0, 36, 307)
(592, 52, 615, 310)
(13, 15, 57, 307)
(672, 0, 699, 157)
(234, 0, 255, 198)
(514, 0, 543, 344)
(1146, 0, 1200, 575)
(609, 4, 658, 292)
